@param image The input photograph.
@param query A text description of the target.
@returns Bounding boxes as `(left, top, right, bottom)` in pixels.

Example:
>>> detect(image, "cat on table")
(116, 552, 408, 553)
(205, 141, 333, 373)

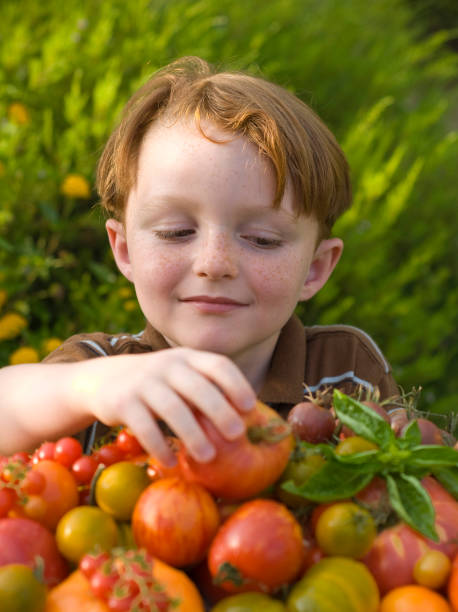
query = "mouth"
(179, 295, 248, 313)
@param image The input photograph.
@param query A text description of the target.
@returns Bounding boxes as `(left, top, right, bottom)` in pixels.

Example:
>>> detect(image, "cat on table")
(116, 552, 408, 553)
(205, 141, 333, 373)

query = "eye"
(154, 229, 195, 240)
(242, 235, 283, 248)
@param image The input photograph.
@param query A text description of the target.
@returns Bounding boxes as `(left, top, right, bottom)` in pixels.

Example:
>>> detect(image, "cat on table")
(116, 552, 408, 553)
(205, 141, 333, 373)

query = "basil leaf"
(333, 449, 382, 472)
(385, 473, 439, 542)
(333, 390, 396, 450)
(409, 445, 458, 468)
(282, 461, 374, 502)
(432, 467, 458, 500)
(399, 420, 422, 448)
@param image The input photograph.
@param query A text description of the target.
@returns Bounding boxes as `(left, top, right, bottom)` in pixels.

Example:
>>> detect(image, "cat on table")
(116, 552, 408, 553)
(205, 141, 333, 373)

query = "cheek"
(132, 246, 185, 293)
(248, 252, 310, 302)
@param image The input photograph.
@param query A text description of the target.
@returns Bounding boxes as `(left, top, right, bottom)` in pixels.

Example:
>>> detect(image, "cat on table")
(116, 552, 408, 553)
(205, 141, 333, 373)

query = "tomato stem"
(247, 420, 291, 444)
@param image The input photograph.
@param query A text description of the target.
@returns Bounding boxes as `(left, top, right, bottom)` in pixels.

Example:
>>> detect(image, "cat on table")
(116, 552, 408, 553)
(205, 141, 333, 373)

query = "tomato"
(287, 556, 380, 612)
(179, 400, 294, 502)
(0, 517, 68, 586)
(55, 506, 118, 564)
(379, 585, 452, 612)
(287, 401, 336, 443)
(340, 401, 390, 438)
(363, 476, 458, 594)
(334, 435, 378, 455)
(413, 549, 451, 589)
(95, 461, 150, 521)
(21, 470, 45, 495)
(132, 477, 220, 567)
(448, 553, 458, 612)
(46, 560, 205, 612)
(31, 460, 79, 530)
(315, 501, 376, 559)
(0, 488, 17, 517)
(353, 475, 391, 524)
(71, 455, 98, 485)
(211, 592, 286, 611)
(275, 451, 325, 508)
(115, 428, 144, 457)
(208, 499, 304, 594)
(93, 444, 124, 467)
(0, 563, 47, 612)
(54, 437, 83, 468)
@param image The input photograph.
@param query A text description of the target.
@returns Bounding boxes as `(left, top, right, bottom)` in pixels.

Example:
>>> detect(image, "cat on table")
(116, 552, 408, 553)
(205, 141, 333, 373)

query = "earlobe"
(299, 238, 343, 301)
(105, 218, 133, 282)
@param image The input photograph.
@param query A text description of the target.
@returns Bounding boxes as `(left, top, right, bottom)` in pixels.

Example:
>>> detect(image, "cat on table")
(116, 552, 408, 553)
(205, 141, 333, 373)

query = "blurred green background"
(0, 0, 457, 419)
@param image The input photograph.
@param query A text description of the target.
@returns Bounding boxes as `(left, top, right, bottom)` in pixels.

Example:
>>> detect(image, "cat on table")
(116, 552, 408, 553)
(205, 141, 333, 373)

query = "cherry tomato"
(54, 437, 83, 468)
(79, 552, 110, 579)
(89, 568, 119, 600)
(95, 461, 150, 521)
(22, 494, 48, 522)
(10, 452, 30, 464)
(335, 435, 379, 455)
(71, 455, 98, 485)
(413, 549, 451, 589)
(0, 487, 17, 517)
(94, 444, 124, 466)
(31, 459, 79, 530)
(35, 441, 56, 462)
(315, 501, 376, 559)
(20, 470, 45, 495)
(115, 428, 144, 457)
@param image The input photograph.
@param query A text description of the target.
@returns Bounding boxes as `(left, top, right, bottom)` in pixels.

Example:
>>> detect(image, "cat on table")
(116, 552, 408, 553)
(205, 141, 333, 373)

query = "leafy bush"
(0, 0, 456, 416)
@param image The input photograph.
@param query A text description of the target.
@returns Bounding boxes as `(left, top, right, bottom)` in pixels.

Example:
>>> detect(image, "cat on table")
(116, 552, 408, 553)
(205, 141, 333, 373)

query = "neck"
(230, 332, 280, 395)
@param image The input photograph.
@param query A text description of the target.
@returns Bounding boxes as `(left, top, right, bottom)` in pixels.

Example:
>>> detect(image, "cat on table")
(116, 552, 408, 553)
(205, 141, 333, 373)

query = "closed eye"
(242, 235, 283, 248)
(154, 229, 195, 240)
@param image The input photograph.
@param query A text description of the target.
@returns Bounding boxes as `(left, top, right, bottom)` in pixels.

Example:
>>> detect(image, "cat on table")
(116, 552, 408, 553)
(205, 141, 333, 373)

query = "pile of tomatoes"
(0, 398, 457, 612)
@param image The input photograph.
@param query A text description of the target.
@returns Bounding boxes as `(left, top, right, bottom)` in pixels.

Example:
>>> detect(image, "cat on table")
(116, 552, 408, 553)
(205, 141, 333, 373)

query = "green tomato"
(211, 592, 286, 611)
(276, 452, 326, 508)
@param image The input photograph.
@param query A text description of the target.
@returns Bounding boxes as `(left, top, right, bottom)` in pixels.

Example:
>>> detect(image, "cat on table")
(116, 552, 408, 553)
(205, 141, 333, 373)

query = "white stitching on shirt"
(80, 340, 109, 356)
(305, 371, 374, 393)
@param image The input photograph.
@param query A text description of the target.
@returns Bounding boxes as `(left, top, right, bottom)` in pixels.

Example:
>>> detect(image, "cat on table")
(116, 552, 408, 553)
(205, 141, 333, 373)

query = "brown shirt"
(43, 314, 398, 450)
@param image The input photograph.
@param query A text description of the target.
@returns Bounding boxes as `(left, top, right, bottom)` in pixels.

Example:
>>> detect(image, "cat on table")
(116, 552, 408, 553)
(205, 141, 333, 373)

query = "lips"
(179, 295, 248, 313)
(181, 295, 246, 305)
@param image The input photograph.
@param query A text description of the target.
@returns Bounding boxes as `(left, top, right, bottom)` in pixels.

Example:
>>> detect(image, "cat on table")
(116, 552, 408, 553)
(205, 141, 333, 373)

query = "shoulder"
(42, 329, 151, 363)
(304, 324, 398, 399)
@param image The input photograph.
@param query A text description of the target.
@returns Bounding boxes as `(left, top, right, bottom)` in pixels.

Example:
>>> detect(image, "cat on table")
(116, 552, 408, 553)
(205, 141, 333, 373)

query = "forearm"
(0, 362, 95, 455)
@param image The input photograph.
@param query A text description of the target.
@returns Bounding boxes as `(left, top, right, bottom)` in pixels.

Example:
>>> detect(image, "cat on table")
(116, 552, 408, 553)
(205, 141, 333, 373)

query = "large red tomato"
(363, 476, 458, 594)
(132, 477, 220, 568)
(208, 498, 304, 594)
(178, 400, 294, 501)
(0, 517, 68, 586)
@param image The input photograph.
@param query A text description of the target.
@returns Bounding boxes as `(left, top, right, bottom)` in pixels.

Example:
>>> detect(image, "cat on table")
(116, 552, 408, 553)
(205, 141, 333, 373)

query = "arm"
(0, 348, 256, 463)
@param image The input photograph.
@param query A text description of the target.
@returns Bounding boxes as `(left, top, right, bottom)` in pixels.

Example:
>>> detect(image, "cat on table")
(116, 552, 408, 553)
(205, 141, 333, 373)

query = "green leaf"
(333, 390, 396, 449)
(385, 473, 439, 541)
(409, 445, 458, 468)
(282, 461, 374, 502)
(399, 420, 422, 447)
(432, 467, 458, 500)
(333, 449, 382, 472)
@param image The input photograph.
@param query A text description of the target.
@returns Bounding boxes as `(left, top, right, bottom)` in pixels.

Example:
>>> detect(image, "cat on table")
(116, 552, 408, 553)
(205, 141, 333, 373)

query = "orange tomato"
(380, 585, 452, 612)
(46, 559, 205, 612)
(448, 553, 458, 612)
(32, 460, 79, 530)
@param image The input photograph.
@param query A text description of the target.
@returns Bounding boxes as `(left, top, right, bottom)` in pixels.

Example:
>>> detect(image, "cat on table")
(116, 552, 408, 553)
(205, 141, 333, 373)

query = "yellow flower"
(123, 299, 138, 312)
(0, 312, 27, 341)
(60, 174, 91, 199)
(8, 102, 30, 125)
(0, 290, 7, 310)
(9, 346, 39, 365)
(42, 337, 62, 354)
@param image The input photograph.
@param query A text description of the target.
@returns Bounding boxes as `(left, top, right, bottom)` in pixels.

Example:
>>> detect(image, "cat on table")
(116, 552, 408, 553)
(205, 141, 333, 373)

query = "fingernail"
(227, 419, 245, 439)
(197, 444, 216, 463)
(241, 396, 256, 411)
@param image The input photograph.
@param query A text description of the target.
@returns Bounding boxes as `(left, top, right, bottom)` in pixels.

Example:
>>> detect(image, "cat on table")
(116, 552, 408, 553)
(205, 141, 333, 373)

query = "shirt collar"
(141, 313, 306, 406)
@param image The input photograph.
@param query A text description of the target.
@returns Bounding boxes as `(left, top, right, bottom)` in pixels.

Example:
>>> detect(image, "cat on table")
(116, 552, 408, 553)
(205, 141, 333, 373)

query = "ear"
(105, 218, 134, 282)
(299, 238, 343, 301)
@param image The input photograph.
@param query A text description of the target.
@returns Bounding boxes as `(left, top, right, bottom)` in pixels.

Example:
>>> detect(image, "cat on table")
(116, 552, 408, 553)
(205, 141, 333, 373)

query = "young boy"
(0, 56, 399, 463)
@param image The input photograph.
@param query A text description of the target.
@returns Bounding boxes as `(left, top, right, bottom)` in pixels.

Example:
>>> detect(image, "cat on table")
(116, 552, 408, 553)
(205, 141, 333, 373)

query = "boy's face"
(107, 119, 342, 371)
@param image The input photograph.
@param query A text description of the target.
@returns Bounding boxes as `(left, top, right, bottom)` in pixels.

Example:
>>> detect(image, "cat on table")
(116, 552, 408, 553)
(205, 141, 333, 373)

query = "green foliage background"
(0, 0, 457, 416)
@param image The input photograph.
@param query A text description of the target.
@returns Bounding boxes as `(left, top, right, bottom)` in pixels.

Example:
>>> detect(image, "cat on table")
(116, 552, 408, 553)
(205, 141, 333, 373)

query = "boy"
(0, 57, 399, 463)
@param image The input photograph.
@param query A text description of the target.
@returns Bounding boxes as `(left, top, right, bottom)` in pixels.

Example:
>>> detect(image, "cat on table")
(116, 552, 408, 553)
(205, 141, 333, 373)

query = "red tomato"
(208, 499, 304, 594)
(35, 441, 56, 462)
(20, 470, 46, 495)
(0, 488, 17, 517)
(94, 443, 124, 466)
(448, 553, 458, 612)
(54, 437, 83, 468)
(116, 429, 144, 457)
(179, 400, 294, 501)
(0, 517, 68, 586)
(363, 477, 458, 594)
(71, 455, 99, 485)
(31, 460, 79, 530)
(132, 477, 220, 567)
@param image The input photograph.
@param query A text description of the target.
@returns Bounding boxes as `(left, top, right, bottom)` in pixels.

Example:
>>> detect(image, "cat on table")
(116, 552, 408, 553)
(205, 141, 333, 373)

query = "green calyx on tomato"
(282, 390, 458, 542)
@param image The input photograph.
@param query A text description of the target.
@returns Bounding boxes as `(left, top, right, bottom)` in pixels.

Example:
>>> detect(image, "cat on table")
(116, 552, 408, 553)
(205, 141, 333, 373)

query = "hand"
(71, 348, 256, 466)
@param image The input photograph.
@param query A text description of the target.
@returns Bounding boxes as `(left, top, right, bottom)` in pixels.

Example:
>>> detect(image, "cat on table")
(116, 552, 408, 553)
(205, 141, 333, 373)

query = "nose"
(192, 231, 239, 280)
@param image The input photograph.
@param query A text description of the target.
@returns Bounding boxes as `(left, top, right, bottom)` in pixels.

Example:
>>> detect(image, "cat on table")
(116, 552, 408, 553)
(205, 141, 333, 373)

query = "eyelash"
(154, 230, 282, 248)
